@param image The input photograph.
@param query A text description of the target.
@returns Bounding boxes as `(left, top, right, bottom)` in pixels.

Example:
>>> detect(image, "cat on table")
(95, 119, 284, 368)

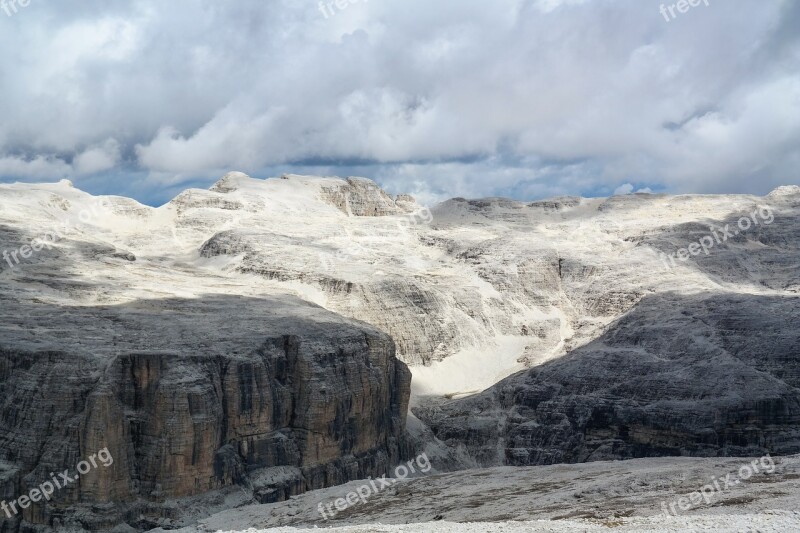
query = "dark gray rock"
(0, 295, 411, 531)
(415, 293, 800, 466)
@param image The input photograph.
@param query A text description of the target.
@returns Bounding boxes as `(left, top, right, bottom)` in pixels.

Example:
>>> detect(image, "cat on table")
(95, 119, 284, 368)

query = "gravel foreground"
(157, 455, 800, 533)
(217, 511, 800, 532)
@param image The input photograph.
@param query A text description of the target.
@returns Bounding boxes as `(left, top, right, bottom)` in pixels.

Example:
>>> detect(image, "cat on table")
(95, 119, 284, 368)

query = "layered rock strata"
(0, 295, 410, 531)
(415, 293, 800, 466)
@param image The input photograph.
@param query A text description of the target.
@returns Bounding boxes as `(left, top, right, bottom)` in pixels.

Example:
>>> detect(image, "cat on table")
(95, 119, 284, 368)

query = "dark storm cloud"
(0, 0, 797, 204)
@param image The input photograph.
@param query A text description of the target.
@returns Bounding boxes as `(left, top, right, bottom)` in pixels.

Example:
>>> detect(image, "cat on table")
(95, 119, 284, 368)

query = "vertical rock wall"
(0, 297, 411, 531)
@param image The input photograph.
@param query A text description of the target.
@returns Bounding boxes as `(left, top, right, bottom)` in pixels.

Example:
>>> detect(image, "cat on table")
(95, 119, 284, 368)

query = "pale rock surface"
(155, 454, 800, 532)
(5, 173, 792, 398)
(1, 174, 799, 531)
(0, 177, 412, 531)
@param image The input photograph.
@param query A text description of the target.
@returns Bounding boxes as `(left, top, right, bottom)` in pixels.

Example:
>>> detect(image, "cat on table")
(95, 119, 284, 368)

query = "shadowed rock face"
(0, 295, 411, 531)
(415, 293, 800, 467)
(634, 213, 800, 292)
(1, 178, 799, 529)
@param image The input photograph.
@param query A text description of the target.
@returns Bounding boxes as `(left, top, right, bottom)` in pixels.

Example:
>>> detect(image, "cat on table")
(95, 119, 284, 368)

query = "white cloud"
(613, 183, 654, 196)
(613, 183, 635, 196)
(533, 0, 591, 14)
(0, 0, 797, 202)
(0, 156, 72, 180)
(73, 139, 121, 175)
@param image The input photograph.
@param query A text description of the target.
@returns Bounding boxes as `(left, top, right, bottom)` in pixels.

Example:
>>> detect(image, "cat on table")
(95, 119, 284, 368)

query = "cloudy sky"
(0, 0, 797, 205)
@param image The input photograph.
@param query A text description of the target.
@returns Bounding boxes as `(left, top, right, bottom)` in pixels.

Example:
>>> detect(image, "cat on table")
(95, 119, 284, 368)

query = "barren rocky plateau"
(0, 173, 798, 531)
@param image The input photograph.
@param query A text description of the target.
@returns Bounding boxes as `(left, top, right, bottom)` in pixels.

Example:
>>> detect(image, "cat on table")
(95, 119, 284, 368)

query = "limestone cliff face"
(0, 296, 410, 532)
(316, 176, 417, 216)
(415, 293, 800, 467)
(1, 176, 799, 529)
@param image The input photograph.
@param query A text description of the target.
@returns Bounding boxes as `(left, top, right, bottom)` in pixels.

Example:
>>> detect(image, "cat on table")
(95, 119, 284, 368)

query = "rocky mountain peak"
(209, 171, 252, 193)
(769, 185, 800, 197)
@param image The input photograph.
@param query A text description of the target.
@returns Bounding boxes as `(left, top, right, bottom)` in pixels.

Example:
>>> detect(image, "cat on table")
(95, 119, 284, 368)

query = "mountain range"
(0, 173, 798, 531)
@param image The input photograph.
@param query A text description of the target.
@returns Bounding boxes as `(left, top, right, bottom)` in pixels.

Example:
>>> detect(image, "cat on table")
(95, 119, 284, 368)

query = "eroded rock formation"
(415, 293, 800, 466)
(0, 175, 798, 530)
(0, 296, 410, 531)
